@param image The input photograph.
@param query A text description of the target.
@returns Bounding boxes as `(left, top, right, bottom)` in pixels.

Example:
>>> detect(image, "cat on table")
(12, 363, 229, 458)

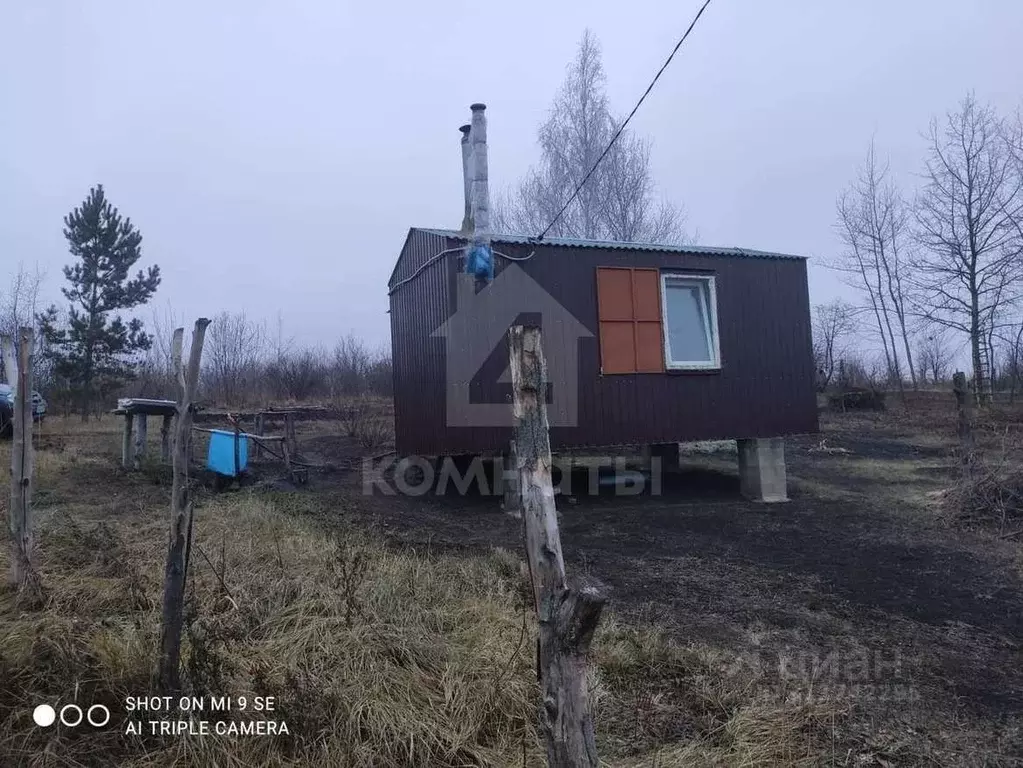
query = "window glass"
(663, 277, 717, 366)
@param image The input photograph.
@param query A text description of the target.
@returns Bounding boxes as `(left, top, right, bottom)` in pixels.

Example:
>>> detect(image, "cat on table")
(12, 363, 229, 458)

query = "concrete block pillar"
(737, 437, 788, 503)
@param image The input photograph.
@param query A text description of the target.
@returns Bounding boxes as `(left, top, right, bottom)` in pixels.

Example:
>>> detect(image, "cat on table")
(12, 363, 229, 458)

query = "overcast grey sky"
(2, 2, 1020, 350)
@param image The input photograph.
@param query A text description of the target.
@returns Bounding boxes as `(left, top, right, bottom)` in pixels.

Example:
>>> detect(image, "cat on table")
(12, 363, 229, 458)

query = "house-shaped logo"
(431, 262, 592, 428)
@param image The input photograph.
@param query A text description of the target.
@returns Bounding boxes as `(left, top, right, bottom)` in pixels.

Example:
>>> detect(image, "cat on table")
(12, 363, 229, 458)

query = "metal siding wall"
(389, 229, 452, 456)
(389, 232, 819, 457)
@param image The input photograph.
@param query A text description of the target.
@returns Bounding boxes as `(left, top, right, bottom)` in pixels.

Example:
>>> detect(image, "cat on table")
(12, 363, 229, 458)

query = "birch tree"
(912, 94, 1023, 403)
(497, 30, 689, 244)
(812, 300, 855, 391)
(833, 142, 917, 390)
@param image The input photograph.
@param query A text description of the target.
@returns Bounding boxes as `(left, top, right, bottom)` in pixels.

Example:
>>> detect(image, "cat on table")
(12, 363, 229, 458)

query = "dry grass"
(0, 416, 849, 766)
(331, 395, 394, 452)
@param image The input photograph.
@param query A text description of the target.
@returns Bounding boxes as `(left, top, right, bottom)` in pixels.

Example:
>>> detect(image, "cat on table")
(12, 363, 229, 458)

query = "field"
(1, 397, 1022, 766)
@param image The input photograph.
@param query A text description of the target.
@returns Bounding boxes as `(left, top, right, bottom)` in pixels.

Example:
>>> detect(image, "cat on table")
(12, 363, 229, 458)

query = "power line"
(535, 0, 715, 241)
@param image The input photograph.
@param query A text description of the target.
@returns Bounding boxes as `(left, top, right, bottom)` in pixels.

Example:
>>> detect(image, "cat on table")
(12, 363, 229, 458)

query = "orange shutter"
(596, 267, 664, 374)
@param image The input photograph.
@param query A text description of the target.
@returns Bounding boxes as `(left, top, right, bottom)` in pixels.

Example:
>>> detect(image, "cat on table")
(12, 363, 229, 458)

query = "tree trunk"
(157, 318, 210, 694)
(970, 304, 988, 406)
(508, 325, 608, 768)
(953, 371, 975, 465)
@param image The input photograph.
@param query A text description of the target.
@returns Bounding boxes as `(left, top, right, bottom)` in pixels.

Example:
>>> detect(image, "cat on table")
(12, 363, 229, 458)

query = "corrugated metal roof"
(417, 228, 806, 261)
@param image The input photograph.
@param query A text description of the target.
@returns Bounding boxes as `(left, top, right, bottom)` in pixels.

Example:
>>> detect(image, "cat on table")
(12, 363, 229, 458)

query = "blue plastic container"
(207, 430, 249, 476)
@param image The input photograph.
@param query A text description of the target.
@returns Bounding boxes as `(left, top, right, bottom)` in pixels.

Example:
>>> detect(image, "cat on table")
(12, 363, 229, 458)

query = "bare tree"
(0, 264, 45, 383)
(912, 93, 1023, 404)
(331, 333, 372, 396)
(202, 311, 265, 406)
(915, 329, 953, 386)
(833, 141, 917, 391)
(812, 300, 855, 391)
(496, 30, 689, 244)
(0, 263, 44, 339)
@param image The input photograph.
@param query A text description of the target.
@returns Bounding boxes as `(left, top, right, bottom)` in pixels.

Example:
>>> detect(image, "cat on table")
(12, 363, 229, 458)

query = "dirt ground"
(296, 407, 1023, 763)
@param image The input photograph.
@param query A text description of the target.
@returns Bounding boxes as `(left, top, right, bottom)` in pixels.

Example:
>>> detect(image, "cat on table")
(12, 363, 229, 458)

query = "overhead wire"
(390, 0, 714, 295)
(534, 0, 715, 241)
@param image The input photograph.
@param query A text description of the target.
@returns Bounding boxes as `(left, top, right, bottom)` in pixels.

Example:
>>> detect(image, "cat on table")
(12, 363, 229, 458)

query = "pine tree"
(39, 185, 161, 420)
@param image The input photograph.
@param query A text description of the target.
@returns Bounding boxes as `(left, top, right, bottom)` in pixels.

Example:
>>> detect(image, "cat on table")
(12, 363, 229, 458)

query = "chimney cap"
(459, 124, 471, 135)
(470, 102, 486, 112)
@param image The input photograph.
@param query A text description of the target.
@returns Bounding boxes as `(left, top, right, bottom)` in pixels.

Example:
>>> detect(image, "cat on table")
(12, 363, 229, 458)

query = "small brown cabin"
(388, 227, 819, 459)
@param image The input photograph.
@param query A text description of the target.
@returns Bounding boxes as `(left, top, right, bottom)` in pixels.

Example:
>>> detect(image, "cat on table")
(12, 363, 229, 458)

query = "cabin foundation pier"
(737, 437, 788, 503)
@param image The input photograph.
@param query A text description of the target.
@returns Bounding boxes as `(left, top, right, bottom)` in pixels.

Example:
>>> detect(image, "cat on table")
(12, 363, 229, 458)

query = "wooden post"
(157, 318, 210, 694)
(133, 413, 148, 470)
(160, 414, 173, 463)
(285, 412, 297, 457)
(0, 333, 16, 385)
(502, 439, 520, 517)
(508, 325, 607, 768)
(5, 328, 41, 597)
(254, 413, 264, 459)
(233, 422, 241, 481)
(281, 434, 294, 483)
(953, 371, 975, 465)
(122, 414, 134, 468)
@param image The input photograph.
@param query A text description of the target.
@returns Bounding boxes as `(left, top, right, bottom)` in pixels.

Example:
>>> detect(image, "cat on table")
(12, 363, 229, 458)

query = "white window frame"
(660, 273, 721, 370)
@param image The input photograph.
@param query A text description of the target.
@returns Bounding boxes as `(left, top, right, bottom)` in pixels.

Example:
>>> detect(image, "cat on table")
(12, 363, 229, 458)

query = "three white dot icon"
(33, 703, 110, 727)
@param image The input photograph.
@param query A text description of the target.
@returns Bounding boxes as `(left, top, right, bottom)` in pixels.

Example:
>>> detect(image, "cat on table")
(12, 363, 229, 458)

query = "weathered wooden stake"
(502, 439, 521, 518)
(5, 328, 41, 597)
(157, 318, 210, 694)
(285, 412, 297, 456)
(0, 334, 16, 385)
(233, 422, 241, 482)
(133, 413, 148, 470)
(953, 371, 975, 465)
(508, 325, 607, 768)
(160, 414, 173, 463)
(282, 434, 293, 483)
(254, 412, 264, 459)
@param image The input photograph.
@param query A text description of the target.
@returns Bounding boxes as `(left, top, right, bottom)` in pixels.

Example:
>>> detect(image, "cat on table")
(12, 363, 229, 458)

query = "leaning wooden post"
(157, 318, 210, 694)
(5, 328, 41, 597)
(508, 325, 608, 768)
(953, 371, 975, 466)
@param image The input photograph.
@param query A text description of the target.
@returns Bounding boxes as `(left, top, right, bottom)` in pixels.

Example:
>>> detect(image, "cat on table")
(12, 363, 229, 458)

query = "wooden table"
(112, 398, 178, 469)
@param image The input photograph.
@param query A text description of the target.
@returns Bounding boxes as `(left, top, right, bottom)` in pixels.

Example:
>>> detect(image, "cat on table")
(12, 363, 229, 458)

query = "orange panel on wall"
(596, 268, 634, 321)
(599, 321, 636, 374)
(596, 267, 664, 374)
(632, 269, 662, 321)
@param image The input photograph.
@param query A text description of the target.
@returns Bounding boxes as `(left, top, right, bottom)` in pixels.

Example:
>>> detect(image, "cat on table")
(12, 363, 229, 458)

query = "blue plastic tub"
(206, 430, 249, 476)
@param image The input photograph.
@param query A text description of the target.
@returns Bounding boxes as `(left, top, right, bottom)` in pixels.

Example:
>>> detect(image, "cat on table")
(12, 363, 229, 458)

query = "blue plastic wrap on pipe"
(464, 242, 493, 282)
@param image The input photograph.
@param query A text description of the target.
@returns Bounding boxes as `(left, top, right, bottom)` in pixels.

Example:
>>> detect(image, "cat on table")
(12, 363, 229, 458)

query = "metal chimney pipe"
(459, 124, 472, 235)
(469, 103, 489, 239)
